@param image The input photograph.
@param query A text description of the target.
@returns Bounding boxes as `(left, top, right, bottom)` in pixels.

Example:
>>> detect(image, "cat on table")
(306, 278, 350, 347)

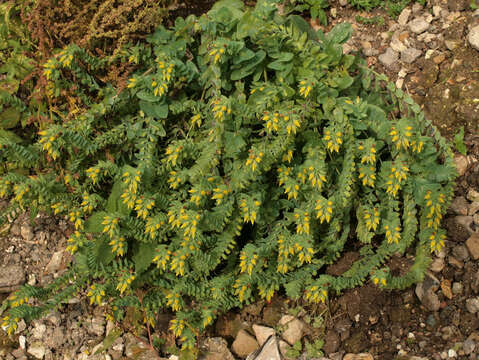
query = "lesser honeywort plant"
(0, 0, 455, 354)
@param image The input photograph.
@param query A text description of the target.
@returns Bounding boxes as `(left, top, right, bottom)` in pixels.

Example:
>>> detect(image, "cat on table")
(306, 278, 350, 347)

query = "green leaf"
(0, 128, 22, 143)
(224, 131, 246, 158)
(0, 107, 21, 129)
(136, 91, 159, 102)
(94, 237, 116, 266)
(454, 126, 467, 155)
(140, 101, 169, 119)
(106, 180, 130, 216)
(325, 22, 353, 44)
(84, 211, 108, 233)
(287, 15, 319, 41)
(133, 242, 157, 273)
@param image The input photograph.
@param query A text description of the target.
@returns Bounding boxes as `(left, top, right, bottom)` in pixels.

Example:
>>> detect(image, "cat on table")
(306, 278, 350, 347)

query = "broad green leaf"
(325, 23, 353, 44)
(106, 180, 130, 216)
(140, 101, 168, 119)
(136, 91, 159, 102)
(84, 211, 108, 233)
(0, 107, 21, 129)
(133, 242, 157, 273)
(0, 128, 22, 143)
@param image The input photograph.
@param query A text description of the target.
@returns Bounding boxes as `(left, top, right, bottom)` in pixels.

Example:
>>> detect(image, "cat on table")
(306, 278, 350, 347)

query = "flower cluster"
(152, 245, 171, 271)
(363, 207, 380, 231)
(298, 80, 313, 98)
(121, 170, 141, 208)
(385, 164, 409, 197)
(145, 216, 165, 239)
(427, 229, 446, 252)
(109, 236, 126, 256)
(245, 149, 264, 172)
(211, 98, 231, 122)
(315, 197, 333, 224)
(384, 222, 401, 244)
(102, 215, 120, 238)
(68, 210, 84, 230)
(239, 197, 261, 224)
(389, 122, 414, 150)
(116, 273, 135, 294)
(208, 43, 226, 64)
(134, 196, 155, 219)
(304, 285, 328, 303)
(294, 209, 310, 235)
(358, 165, 376, 187)
(323, 128, 342, 153)
(0, 178, 11, 197)
(166, 292, 183, 311)
(66, 231, 86, 254)
(424, 190, 446, 229)
(38, 130, 60, 160)
(239, 250, 259, 275)
(87, 284, 106, 305)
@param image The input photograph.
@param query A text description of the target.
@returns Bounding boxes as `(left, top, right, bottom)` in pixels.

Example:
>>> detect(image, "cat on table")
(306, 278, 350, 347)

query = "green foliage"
(1, 0, 455, 352)
(283, 0, 427, 20)
(454, 126, 467, 155)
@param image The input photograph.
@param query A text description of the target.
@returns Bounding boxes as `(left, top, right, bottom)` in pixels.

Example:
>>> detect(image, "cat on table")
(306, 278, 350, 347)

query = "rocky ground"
(1, 0, 479, 359)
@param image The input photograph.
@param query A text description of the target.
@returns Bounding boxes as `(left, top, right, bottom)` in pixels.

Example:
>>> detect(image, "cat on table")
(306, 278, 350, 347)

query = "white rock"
(252, 324, 276, 346)
(391, 38, 407, 52)
(468, 26, 479, 51)
(279, 315, 304, 346)
(379, 48, 399, 68)
(409, 18, 430, 34)
(45, 250, 64, 274)
(466, 298, 479, 313)
(432, 6, 442, 17)
(246, 336, 281, 360)
(401, 48, 422, 63)
(448, 349, 457, 358)
(28, 342, 46, 359)
(32, 322, 47, 339)
(398, 8, 411, 26)
(19, 335, 26, 350)
(20, 224, 34, 241)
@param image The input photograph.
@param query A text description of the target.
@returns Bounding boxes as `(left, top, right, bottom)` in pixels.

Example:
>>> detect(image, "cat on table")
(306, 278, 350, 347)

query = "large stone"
(45, 250, 64, 274)
(246, 336, 281, 360)
(279, 315, 305, 346)
(466, 234, 479, 260)
(199, 337, 234, 360)
(401, 48, 422, 63)
(378, 48, 398, 68)
(88, 317, 105, 337)
(0, 264, 26, 292)
(466, 298, 479, 314)
(422, 289, 440, 312)
(252, 324, 275, 346)
(450, 196, 469, 216)
(323, 330, 340, 354)
(409, 17, 430, 34)
(398, 8, 411, 26)
(470, 26, 479, 50)
(27, 342, 46, 359)
(232, 330, 259, 359)
(20, 224, 34, 241)
(343, 353, 374, 360)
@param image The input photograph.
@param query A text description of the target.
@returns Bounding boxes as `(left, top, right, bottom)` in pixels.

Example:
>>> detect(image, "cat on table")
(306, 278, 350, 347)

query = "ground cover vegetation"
(0, 0, 456, 357)
(282, 0, 426, 25)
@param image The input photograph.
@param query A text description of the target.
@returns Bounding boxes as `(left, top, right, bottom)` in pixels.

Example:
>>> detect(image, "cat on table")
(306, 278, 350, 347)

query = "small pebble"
(452, 282, 463, 295)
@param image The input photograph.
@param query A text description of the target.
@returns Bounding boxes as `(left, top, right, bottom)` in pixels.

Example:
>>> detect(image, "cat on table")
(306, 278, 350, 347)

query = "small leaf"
(454, 126, 467, 155)
(0, 107, 21, 129)
(133, 242, 157, 273)
(84, 211, 109, 233)
(326, 23, 353, 44)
